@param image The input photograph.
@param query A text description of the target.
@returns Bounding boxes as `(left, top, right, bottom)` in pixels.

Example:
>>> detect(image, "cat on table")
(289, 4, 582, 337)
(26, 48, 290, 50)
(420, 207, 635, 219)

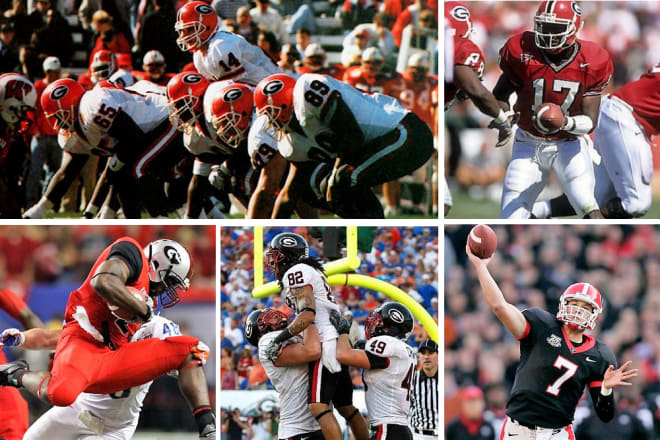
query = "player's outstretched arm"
(265, 286, 317, 361)
(455, 66, 503, 120)
(274, 324, 321, 367)
(589, 361, 638, 422)
(335, 334, 371, 369)
(90, 258, 151, 322)
(0, 328, 61, 350)
(465, 243, 527, 339)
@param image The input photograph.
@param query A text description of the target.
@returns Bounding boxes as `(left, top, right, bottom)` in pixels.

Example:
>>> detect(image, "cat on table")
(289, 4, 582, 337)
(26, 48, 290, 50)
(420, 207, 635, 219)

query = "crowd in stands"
(445, 2, 660, 206)
(445, 225, 660, 439)
(0, 0, 438, 216)
(220, 226, 438, 393)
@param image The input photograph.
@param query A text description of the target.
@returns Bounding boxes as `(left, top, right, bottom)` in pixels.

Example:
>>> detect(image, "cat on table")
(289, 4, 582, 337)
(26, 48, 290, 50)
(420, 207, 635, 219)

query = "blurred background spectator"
(444, 225, 660, 438)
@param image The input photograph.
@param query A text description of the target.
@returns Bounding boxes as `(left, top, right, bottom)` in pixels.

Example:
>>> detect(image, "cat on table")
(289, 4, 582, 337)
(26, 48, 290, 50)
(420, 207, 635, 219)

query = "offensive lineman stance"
(0, 238, 215, 438)
(262, 232, 369, 440)
(466, 242, 637, 439)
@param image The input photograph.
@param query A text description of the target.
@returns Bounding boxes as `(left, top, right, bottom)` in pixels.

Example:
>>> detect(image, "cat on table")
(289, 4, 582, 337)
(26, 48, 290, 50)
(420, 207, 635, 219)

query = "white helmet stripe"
(581, 282, 590, 296)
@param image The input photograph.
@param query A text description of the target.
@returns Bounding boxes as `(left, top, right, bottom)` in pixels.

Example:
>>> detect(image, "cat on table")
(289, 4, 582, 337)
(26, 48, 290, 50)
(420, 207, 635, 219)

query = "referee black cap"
(419, 339, 438, 353)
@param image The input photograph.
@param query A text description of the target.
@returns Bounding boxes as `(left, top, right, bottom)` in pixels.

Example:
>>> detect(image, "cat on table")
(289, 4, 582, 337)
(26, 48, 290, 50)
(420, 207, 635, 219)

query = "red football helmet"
(0, 73, 36, 131)
(166, 72, 210, 132)
(208, 83, 254, 148)
(254, 74, 296, 130)
(41, 78, 85, 132)
(556, 282, 603, 331)
(445, 1, 472, 39)
(175, 1, 218, 52)
(90, 50, 117, 84)
(534, 1, 583, 52)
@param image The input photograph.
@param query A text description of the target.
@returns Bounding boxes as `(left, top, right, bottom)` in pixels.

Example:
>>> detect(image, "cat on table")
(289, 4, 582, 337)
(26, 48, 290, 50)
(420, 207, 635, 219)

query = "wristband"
(600, 384, 613, 396)
(494, 109, 508, 124)
(274, 327, 293, 344)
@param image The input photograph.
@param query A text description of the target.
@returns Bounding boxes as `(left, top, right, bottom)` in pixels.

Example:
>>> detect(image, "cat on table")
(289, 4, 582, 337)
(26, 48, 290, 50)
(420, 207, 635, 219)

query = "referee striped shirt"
(409, 368, 438, 431)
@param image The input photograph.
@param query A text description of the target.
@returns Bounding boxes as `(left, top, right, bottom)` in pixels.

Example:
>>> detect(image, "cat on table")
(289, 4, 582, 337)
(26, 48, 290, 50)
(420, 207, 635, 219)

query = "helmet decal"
(263, 80, 284, 95)
(571, 1, 581, 15)
(195, 4, 213, 14)
(450, 5, 470, 21)
(164, 246, 182, 264)
(223, 88, 243, 102)
(280, 236, 299, 247)
(389, 308, 405, 323)
(182, 74, 203, 84)
(50, 85, 68, 100)
(245, 321, 254, 338)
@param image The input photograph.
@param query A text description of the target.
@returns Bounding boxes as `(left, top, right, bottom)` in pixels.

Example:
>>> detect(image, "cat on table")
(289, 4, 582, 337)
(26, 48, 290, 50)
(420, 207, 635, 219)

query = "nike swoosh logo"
(580, 63, 589, 68)
(508, 434, 519, 437)
(586, 356, 597, 363)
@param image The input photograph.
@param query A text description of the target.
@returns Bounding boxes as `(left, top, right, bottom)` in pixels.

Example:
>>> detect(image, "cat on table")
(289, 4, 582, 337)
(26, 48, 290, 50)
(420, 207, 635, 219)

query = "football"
(535, 102, 566, 133)
(108, 286, 150, 321)
(468, 224, 497, 259)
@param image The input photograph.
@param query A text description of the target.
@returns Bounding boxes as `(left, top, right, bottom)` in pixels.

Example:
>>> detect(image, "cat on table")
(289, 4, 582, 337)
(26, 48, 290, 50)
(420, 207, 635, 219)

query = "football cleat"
(0, 360, 29, 387)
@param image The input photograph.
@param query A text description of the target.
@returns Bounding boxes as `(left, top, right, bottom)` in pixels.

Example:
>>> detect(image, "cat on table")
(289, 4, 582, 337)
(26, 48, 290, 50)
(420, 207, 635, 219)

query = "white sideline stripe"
(135, 124, 177, 179)
(470, 229, 482, 244)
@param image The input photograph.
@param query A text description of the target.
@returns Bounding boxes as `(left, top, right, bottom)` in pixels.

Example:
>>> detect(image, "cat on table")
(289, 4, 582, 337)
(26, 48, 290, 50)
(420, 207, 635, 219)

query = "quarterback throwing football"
(466, 243, 637, 439)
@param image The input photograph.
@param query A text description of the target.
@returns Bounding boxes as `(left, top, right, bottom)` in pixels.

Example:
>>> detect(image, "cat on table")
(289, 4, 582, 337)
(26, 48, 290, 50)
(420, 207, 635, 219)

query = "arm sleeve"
(107, 241, 144, 284)
(0, 289, 27, 319)
(589, 345, 618, 422)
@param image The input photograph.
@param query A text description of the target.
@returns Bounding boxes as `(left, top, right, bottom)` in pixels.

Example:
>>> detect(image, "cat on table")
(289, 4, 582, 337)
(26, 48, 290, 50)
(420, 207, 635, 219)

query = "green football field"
(446, 190, 660, 219)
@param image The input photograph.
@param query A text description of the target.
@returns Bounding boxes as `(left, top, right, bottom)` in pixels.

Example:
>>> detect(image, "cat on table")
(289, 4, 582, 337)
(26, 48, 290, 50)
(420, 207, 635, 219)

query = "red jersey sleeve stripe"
(0, 289, 27, 320)
(589, 381, 603, 388)
(516, 320, 531, 340)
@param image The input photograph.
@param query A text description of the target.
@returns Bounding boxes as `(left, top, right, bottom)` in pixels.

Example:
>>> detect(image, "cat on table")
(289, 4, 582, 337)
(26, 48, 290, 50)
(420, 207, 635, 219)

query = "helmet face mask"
(209, 84, 253, 149)
(175, 2, 218, 52)
(365, 302, 413, 339)
(0, 73, 37, 131)
(265, 233, 309, 279)
(168, 95, 201, 134)
(244, 308, 288, 346)
(533, 1, 582, 53)
(41, 79, 85, 134)
(254, 74, 297, 134)
(556, 282, 602, 331)
(166, 73, 209, 134)
(144, 239, 192, 308)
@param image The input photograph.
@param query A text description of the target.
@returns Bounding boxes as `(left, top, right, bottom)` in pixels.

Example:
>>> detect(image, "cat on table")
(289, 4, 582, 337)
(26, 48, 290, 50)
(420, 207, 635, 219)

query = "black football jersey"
(506, 308, 617, 429)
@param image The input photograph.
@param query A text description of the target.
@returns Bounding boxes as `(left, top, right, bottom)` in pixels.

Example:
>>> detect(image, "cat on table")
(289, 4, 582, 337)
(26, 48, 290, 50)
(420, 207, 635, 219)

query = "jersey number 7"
(546, 355, 578, 396)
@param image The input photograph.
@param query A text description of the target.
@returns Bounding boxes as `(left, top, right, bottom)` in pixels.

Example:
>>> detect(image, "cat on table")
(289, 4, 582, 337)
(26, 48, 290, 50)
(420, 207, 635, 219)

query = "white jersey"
(363, 335, 417, 426)
(258, 330, 320, 438)
(246, 113, 279, 168)
(282, 74, 408, 162)
(194, 31, 283, 85)
(24, 316, 181, 440)
(282, 263, 339, 342)
(76, 81, 169, 155)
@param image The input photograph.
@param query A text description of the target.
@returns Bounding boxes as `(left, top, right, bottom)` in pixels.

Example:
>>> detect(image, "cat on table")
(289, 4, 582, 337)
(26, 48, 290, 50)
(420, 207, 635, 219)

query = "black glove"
(329, 310, 351, 335)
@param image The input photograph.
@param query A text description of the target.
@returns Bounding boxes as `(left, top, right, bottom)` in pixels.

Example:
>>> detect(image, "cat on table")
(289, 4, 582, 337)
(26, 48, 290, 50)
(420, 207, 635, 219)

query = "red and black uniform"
(445, 35, 485, 107)
(0, 289, 30, 440)
(506, 307, 616, 429)
(399, 72, 438, 132)
(611, 62, 660, 137)
(343, 66, 405, 97)
(499, 31, 613, 139)
(47, 237, 199, 407)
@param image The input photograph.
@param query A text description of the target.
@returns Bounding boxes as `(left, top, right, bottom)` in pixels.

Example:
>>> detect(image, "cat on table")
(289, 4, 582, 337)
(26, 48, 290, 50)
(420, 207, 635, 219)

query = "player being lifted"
(175, 1, 282, 85)
(254, 73, 434, 218)
(494, 0, 612, 219)
(466, 242, 637, 439)
(262, 232, 369, 440)
(0, 238, 215, 438)
(329, 304, 417, 440)
(244, 308, 324, 440)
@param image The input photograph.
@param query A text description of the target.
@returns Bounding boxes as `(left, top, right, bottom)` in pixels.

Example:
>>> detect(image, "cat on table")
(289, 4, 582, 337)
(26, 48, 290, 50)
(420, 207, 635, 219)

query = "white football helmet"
(0, 73, 37, 129)
(144, 239, 192, 308)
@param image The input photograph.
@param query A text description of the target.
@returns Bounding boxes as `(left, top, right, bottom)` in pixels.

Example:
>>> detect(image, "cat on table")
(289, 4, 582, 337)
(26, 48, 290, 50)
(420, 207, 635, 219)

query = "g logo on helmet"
(164, 246, 181, 264)
(571, 1, 581, 16)
(450, 5, 470, 21)
(280, 237, 297, 247)
(50, 85, 68, 101)
(245, 321, 253, 338)
(223, 88, 243, 102)
(263, 80, 284, 95)
(388, 309, 405, 324)
(182, 74, 202, 84)
(195, 4, 213, 14)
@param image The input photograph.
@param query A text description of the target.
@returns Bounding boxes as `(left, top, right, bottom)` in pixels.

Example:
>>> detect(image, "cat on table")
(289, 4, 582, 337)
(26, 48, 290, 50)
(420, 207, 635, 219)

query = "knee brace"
(314, 409, 334, 421)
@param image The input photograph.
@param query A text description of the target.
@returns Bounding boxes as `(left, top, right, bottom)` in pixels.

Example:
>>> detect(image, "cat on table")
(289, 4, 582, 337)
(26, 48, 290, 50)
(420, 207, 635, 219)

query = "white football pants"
(501, 416, 575, 440)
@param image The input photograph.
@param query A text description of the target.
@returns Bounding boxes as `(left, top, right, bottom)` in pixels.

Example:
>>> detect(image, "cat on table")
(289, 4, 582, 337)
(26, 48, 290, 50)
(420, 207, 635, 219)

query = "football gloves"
(264, 340, 284, 362)
(488, 110, 516, 147)
(0, 328, 24, 347)
(329, 310, 351, 335)
(0, 360, 29, 387)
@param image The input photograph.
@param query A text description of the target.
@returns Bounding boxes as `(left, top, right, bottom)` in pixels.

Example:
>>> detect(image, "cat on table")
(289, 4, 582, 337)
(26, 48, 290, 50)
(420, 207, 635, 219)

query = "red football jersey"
(63, 237, 150, 349)
(399, 71, 438, 132)
(445, 35, 486, 107)
(499, 31, 613, 139)
(612, 62, 660, 137)
(342, 66, 405, 97)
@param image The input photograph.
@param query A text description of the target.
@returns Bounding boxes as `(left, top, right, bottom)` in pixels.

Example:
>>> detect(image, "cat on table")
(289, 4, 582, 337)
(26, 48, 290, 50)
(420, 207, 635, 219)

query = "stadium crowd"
(0, 0, 437, 217)
(220, 226, 438, 438)
(445, 2, 660, 209)
(445, 225, 660, 439)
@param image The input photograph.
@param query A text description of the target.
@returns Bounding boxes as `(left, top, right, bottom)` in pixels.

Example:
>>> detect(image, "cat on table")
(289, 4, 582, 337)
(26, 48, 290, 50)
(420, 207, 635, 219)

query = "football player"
(135, 50, 175, 86)
(533, 61, 660, 219)
(0, 289, 44, 440)
(262, 233, 369, 440)
(466, 243, 638, 439)
(4, 315, 216, 439)
(296, 43, 345, 80)
(329, 303, 418, 440)
(444, 2, 512, 147)
(175, 1, 283, 85)
(25, 78, 191, 218)
(342, 47, 404, 97)
(254, 73, 435, 218)
(244, 308, 324, 440)
(493, 0, 612, 219)
(0, 73, 36, 217)
(0, 237, 215, 440)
